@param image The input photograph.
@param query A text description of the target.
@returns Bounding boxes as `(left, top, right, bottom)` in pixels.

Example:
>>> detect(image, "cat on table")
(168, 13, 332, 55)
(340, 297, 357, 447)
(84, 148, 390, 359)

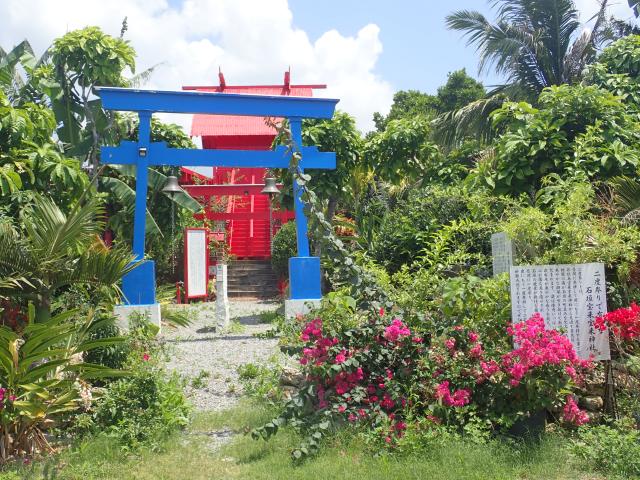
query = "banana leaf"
(100, 176, 162, 235)
(113, 164, 202, 212)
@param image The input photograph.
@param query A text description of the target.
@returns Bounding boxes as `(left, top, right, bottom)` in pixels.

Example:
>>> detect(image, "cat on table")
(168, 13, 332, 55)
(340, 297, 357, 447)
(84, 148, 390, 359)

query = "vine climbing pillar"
(286, 117, 322, 318)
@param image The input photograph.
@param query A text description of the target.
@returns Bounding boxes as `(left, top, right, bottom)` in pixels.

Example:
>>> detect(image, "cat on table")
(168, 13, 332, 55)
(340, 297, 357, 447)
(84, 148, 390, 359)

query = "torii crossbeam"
(97, 87, 338, 308)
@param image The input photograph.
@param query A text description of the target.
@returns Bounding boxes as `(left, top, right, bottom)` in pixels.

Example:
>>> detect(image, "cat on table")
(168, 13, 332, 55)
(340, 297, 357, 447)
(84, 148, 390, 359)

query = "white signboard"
(510, 263, 610, 360)
(185, 229, 207, 298)
(491, 232, 513, 276)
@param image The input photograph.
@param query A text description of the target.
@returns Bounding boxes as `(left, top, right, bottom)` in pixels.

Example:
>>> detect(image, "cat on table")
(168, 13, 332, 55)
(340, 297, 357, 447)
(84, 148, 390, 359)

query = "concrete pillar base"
(113, 303, 161, 333)
(285, 299, 321, 320)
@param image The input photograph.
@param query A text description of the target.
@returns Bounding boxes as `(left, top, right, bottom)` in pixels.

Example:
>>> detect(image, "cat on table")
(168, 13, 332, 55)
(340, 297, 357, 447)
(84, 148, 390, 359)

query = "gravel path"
(162, 300, 282, 412)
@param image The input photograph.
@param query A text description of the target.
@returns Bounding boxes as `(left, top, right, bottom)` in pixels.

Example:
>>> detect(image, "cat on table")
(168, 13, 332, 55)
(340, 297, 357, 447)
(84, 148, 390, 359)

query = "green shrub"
(440, 274, 512, 349)
(88, 312, 190, 451)
(370, 185, 507, 273)
(84, 316, 130, 370)
(571, 423, 640, 478)
(271, 221, 297, 279)
(501, 183, 640, 305)
(93, 369, 190, 451)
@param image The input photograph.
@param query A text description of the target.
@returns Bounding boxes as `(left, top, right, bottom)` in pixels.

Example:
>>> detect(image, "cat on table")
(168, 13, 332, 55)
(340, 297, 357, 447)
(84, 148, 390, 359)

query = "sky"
(0, 0, 636, 132)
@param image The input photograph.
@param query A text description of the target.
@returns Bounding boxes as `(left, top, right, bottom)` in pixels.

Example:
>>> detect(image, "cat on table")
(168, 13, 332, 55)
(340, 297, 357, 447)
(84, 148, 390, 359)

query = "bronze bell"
(260, 176, 280, 195)
(162, 175, 183, 197)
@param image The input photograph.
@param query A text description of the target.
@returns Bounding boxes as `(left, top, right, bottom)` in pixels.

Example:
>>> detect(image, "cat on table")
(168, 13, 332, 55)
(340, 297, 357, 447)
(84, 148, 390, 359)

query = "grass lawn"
(1, 403, 612, 480)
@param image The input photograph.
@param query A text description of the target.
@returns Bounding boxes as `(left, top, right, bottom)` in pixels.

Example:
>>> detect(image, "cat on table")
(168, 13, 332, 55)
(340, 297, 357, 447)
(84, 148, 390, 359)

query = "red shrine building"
(180, 71, 326, 260)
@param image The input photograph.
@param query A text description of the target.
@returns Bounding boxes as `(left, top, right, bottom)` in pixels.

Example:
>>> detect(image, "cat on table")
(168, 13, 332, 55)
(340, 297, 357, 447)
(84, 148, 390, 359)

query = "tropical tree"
(436, 69, 487, 112)
(441, 0, 621, 144)
(372, 70, 485, 132)
(364, 116, 438, 185)
(373, 90, 439, 132)
(49, 26, 136, 168)
(301, 111, 364, 223)
(0, 195, 136, 323)
(0, 90, 87, 215)
(482, 83, 640, 195)
(447, 0, 614, 98)
(0, 40, 55, 106)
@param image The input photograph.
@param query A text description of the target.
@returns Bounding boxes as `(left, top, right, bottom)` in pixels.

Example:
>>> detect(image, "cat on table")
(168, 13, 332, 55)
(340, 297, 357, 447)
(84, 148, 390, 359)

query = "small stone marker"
(215, 263, 230, 329)
(510, 263, 610, 360)
(491, 232, 513, 276)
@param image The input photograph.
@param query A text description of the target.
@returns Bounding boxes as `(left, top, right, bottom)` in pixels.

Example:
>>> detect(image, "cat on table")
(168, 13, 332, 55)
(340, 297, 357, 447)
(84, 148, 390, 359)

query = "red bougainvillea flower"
(381, 394, 395, 410)
(142, 353, 150, 362)
(595, 303, 640, 341)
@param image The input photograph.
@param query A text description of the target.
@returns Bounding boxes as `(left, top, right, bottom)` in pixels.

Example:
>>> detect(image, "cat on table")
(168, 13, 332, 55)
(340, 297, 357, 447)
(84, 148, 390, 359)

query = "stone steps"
(226, 260, 279, 299)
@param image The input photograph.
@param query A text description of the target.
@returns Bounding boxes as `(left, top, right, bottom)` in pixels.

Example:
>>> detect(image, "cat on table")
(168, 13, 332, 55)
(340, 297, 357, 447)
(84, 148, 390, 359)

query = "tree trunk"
(326, 196, 338, 227)
(35, 294, 51, 323)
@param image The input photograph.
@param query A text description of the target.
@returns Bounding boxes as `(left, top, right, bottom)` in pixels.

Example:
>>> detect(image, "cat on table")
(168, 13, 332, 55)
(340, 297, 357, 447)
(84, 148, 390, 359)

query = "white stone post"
(215, 263, 230, 329)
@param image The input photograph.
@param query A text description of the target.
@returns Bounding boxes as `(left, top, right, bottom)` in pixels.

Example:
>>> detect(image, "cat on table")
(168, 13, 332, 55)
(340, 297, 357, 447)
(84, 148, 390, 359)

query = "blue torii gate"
(96, 87, 338, 306)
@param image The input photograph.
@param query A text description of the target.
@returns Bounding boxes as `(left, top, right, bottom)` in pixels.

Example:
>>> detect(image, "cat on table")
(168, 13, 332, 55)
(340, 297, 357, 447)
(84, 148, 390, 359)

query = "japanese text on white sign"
(510, 263, 610, 360)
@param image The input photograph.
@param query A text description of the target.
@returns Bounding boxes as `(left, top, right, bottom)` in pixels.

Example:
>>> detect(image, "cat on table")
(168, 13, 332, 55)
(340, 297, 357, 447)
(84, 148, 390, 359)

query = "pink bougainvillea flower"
(379, 307, 385, 317)
(435, 381, 471, 407)
(426, 415, 441, 424)
(562, 396, 589, 426)
(338, 405, 346, 413)
(502, 313, 589, 388)
(348, 413, 357, 422)
(334, 350, 347, 364)
(480, 360, 500, 376)
(469, 343, 483, 358)
(383, 319, 411, 342)
(468, 331, 479, 343)
(142, 353, 150, 362)
(444, 338, 456, 352)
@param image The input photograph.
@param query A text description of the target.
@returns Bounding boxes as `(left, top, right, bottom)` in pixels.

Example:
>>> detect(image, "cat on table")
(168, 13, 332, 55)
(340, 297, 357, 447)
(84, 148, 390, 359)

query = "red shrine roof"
(183, 72, 325, 138)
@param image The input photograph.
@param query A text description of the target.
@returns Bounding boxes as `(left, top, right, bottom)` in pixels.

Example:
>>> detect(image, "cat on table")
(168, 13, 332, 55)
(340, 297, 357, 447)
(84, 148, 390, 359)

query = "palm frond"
(609, 175, 640, 222)
(21, 194, 103, 261)
(432, 95, 507, 148)
(126, 63, 164, 88)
